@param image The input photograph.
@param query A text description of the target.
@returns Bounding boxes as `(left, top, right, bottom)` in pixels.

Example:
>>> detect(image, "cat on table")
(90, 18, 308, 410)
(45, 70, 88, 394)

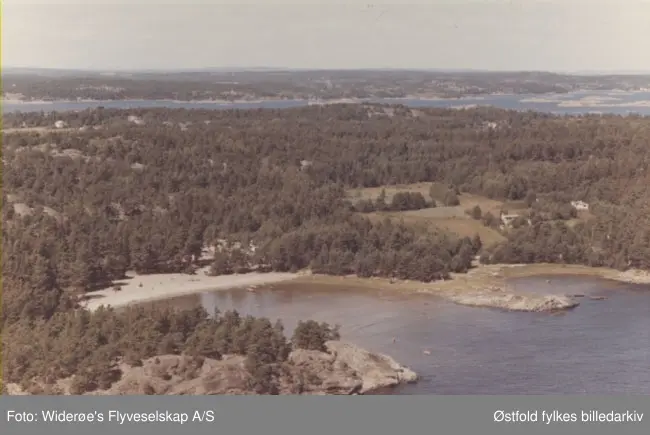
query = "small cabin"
(500, 213, 520, 227)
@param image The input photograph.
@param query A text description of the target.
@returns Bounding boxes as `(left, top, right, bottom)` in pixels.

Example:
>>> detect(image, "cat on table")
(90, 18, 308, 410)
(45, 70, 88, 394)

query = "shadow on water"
(154, 276, 650, 395)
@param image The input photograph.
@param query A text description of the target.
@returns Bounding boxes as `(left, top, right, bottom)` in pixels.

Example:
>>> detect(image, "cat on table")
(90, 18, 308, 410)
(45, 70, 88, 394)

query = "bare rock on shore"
(325, 341, 418, 392)
(102, 355, 253, 395)
(447, 291, 578, 312)
(615, 269, 650, 284)
(107, 341, 415, 395)
(287, 347, 363, 395)
(289, 341, 418, 394)
(9, 341, 417, 396)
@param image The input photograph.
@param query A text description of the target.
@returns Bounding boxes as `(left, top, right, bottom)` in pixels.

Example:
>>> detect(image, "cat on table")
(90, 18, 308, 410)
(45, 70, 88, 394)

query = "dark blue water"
(4, 90, 650, 115)
(158, 276, 650, 395)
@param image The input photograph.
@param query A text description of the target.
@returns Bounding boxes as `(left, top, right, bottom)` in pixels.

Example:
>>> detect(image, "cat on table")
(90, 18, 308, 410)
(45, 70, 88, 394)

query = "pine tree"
(132, 243, 159, 274)
(184, 223, 204, 261)
(376, 189, 387, 210)
(29, 251, 63, 320)
(210, 251, 233, 276)
(71, 253, 92, 293)
(471, 233, 483, 254)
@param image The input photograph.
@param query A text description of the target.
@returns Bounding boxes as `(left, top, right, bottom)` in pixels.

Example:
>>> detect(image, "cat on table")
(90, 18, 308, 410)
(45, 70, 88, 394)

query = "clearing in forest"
(347, 183, 507, 247)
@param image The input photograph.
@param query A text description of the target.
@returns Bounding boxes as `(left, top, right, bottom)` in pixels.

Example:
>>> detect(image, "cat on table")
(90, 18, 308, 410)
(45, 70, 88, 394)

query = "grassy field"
(348, 183, 507, 246)
(347, 183, 599, 247)
(346, 182, 432, 204)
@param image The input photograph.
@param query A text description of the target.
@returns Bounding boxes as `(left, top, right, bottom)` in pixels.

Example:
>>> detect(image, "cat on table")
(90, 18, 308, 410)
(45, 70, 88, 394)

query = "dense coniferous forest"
(3, 103, 650, 393)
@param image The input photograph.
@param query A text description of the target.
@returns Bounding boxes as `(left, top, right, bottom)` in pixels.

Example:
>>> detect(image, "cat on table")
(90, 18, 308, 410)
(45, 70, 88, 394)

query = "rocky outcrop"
(8, 341, 417, 396)
(288, 341, 418, 394)
(325, 341, 418, 392)
(446, 289, 579, 312)
(97, 354, 253, 395)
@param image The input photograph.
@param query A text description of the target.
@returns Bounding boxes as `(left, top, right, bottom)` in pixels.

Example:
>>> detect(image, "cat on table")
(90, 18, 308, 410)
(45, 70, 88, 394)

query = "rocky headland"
(5, 341, 417, 396)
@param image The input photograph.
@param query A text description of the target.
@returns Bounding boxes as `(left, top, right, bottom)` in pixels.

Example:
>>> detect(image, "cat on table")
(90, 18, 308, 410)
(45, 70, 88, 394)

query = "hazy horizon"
(5, 66, 650, 76)
(4, 1, 650, 72)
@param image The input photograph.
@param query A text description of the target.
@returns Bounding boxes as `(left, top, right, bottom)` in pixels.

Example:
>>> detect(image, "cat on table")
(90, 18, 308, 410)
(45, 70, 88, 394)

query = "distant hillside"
(4, 69, 650, 101)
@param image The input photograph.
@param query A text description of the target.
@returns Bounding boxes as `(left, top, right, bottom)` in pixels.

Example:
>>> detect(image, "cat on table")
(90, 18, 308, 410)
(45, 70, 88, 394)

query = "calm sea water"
(4, 90, 650, 115)
(151, 276, 650, 395)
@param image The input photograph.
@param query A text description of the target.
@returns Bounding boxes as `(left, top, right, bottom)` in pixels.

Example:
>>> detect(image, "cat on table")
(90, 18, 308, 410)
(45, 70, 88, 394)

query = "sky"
(3, 0, 650, 72)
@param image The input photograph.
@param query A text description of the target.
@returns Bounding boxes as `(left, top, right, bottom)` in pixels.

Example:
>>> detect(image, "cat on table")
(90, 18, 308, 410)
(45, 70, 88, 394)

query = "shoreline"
(2, 96, 477, 106)
(5, 340, 417, 396)
(83, 263, 650, 314)
(81, 268, 300, 311)
(4, 89, 650, 106)
(2, 98, 286, 105)
(289, 263, 650, 312)
(0, 91, 594, 106)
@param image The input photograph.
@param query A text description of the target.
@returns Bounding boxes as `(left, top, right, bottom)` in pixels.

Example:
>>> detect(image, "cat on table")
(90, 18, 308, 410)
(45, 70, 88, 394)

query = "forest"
(3, 103, 650, 393)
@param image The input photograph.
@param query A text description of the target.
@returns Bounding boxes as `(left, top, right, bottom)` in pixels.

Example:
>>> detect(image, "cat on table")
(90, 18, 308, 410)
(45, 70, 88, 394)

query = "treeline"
(2, 305, 340, 395)
(209, 216, 478, 281)
(256, 217, 479, 281)
(483, 215, 650, 271)
(352, 190, 430, 213)
(480, 222, 596, 266)
(352, 184, 461, 214)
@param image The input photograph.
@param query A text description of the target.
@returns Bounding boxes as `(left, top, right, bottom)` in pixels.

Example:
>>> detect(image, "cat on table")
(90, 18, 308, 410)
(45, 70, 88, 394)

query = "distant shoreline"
(2, 96, 481, 105)
(5, 90, 643, 106)
(2, 97, 290, 105)
(1, 90, 632, 105)
(5, 90, 650, 117)
(83, 263, 650, 313)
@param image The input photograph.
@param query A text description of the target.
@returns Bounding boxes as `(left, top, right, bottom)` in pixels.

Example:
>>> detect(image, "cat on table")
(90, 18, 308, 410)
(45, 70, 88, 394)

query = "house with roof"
(500, 213, 520, 228)
(570, 200, 589, 211)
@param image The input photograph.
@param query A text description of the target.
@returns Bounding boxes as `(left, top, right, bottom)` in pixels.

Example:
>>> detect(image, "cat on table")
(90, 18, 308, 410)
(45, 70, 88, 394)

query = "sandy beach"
(82, 268, 300, 311)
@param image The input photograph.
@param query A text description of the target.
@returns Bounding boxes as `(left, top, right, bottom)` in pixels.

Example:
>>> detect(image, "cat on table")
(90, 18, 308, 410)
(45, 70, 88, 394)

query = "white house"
(127, 115, 145, 125)
(570, 200, 589, 211)
(54, 120, 67, 129)
(500, 213, 520, 228)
